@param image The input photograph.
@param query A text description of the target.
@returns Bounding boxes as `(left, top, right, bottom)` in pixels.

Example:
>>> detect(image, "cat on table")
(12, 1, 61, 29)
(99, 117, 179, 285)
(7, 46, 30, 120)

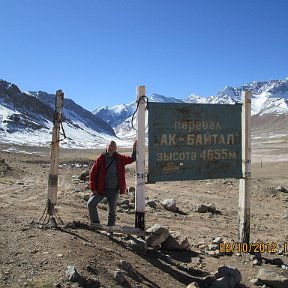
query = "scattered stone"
(119, 199, 132, 210)
(128, 186, 135, 193)
(198, 244, 208, 250)
(66, 266, 80, 282)
(146, 224, 170, 247)
(113, 270, 126, 284)
(146, 199, 158, 209)
(129, 237, 147, 253)
(79, 170, 89, 181)
(252, 258, 261, 266)
(208, 244, 219, 251)
(120, 199, 130, 206)
(210, 266, 241, 288)
(212, 237, 223, 245)
(282, 264, 288, 270)
(66, 265, 100, 287)
(195, 204, 208, 213)
(0, 158, 12, 175)
(72, 177, 80, 183)
(160, 199, 178, 212)
(74, 192, 90, 201)
(120, 204, 130, 210)
(118, 260, 132, 272)
(83, 193, 90, 201)
(206, 250, 219, 257)
(194, 203, 217, 213)
(275, 186, 288, 193)
(257, 267, 288, 288)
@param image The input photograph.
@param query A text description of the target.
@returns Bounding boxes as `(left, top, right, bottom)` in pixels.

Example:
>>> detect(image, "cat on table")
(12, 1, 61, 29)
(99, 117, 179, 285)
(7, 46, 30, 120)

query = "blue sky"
(1, 0, 287, 110)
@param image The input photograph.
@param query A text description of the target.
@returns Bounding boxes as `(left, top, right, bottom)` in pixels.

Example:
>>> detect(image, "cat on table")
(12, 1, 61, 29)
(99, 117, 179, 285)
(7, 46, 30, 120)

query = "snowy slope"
(0, 80, 116, 148)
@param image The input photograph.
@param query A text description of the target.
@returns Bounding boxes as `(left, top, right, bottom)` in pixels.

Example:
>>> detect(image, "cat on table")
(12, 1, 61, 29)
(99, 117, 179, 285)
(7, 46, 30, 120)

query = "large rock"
(146, 224, 170, 247)
(194, 203, 217, 213)
(275, 185, 288, 193)
(79, 170, 89, 181)
(210, 266, 241, 288)
(257, 267, 288, 288)
(161, 231, 190, 250)
(66, 266, 81, 282)
(160, 199, 178, 212)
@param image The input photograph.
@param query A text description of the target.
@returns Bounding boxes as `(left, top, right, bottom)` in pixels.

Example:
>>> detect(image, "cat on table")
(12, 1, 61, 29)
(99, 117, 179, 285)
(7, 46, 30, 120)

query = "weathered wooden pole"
(47, 90, 64, 216)
(238, 90, 251, 243)
(135, 86, 146, 230)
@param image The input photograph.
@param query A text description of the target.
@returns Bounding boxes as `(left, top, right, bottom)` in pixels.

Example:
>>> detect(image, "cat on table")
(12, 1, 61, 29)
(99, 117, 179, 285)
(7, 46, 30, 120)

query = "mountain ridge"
(94, 79, 288, 132)
(98, 79, 288, 141)
(0, 80, 116, 148)
(1, 78, 288, 148)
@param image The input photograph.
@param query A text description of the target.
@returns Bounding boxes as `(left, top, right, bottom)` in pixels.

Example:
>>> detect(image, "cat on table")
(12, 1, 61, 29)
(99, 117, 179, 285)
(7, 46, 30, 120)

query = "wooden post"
(47, 90, 64, 215)
(238, 91, 251, 243)
(135, 86, 146, 230)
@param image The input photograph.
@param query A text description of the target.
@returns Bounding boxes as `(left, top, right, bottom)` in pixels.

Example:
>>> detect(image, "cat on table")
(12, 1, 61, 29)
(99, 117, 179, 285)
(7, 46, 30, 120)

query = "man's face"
(107, 141, 117, 156)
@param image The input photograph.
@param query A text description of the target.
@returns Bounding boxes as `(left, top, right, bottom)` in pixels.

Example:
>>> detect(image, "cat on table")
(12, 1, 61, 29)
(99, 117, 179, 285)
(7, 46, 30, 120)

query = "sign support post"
(135, 86, 146, 230)
(47, 90, 64, 216)
(238, 91, 251, 243)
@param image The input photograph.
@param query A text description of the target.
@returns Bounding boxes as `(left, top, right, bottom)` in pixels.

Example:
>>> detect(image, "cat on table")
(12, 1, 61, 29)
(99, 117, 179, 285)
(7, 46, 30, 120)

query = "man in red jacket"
(87, 140, 137, 226)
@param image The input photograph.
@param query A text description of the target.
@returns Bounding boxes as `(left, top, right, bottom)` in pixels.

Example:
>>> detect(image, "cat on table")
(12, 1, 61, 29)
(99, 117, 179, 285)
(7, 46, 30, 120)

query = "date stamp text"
(219, 242, 287, 254)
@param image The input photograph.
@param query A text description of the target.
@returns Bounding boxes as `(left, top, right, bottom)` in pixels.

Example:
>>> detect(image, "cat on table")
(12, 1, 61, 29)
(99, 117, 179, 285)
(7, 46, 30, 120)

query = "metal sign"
(148, 102, 242, 182)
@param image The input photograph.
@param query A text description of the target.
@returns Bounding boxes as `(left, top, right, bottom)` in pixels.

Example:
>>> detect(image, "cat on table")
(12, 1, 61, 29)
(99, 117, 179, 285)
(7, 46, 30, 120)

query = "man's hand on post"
(133, 139, 137, 152)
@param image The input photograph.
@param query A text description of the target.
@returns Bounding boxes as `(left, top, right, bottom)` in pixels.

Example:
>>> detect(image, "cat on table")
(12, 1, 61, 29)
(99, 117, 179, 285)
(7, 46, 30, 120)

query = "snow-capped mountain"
(94, 79, 288, 140)
(92, 102, 136, 128)
(0, 80, 116, 148)
(1, 78, 287, 148)
(209, 79, 288, 115)
(149, 93, 184, 104)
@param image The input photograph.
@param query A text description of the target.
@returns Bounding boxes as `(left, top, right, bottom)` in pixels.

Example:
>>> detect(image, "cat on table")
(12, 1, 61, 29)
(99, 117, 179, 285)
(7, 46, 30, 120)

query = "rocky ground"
(0, 142, 287, 288)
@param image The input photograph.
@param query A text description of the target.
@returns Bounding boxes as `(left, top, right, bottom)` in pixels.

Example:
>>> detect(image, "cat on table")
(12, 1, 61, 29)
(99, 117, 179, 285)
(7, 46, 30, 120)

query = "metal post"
(238, 91, 251, 243)
(135, 86, 146, 230)
(47, 90, 64, 215)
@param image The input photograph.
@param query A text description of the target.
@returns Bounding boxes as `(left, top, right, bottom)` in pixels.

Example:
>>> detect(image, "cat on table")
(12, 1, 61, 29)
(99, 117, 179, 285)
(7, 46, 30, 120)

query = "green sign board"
(148, 102, 242, 182)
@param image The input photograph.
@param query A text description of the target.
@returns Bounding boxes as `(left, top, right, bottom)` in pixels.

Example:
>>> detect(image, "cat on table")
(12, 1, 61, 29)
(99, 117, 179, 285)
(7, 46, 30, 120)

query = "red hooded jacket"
(89, 152, 135, 195)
